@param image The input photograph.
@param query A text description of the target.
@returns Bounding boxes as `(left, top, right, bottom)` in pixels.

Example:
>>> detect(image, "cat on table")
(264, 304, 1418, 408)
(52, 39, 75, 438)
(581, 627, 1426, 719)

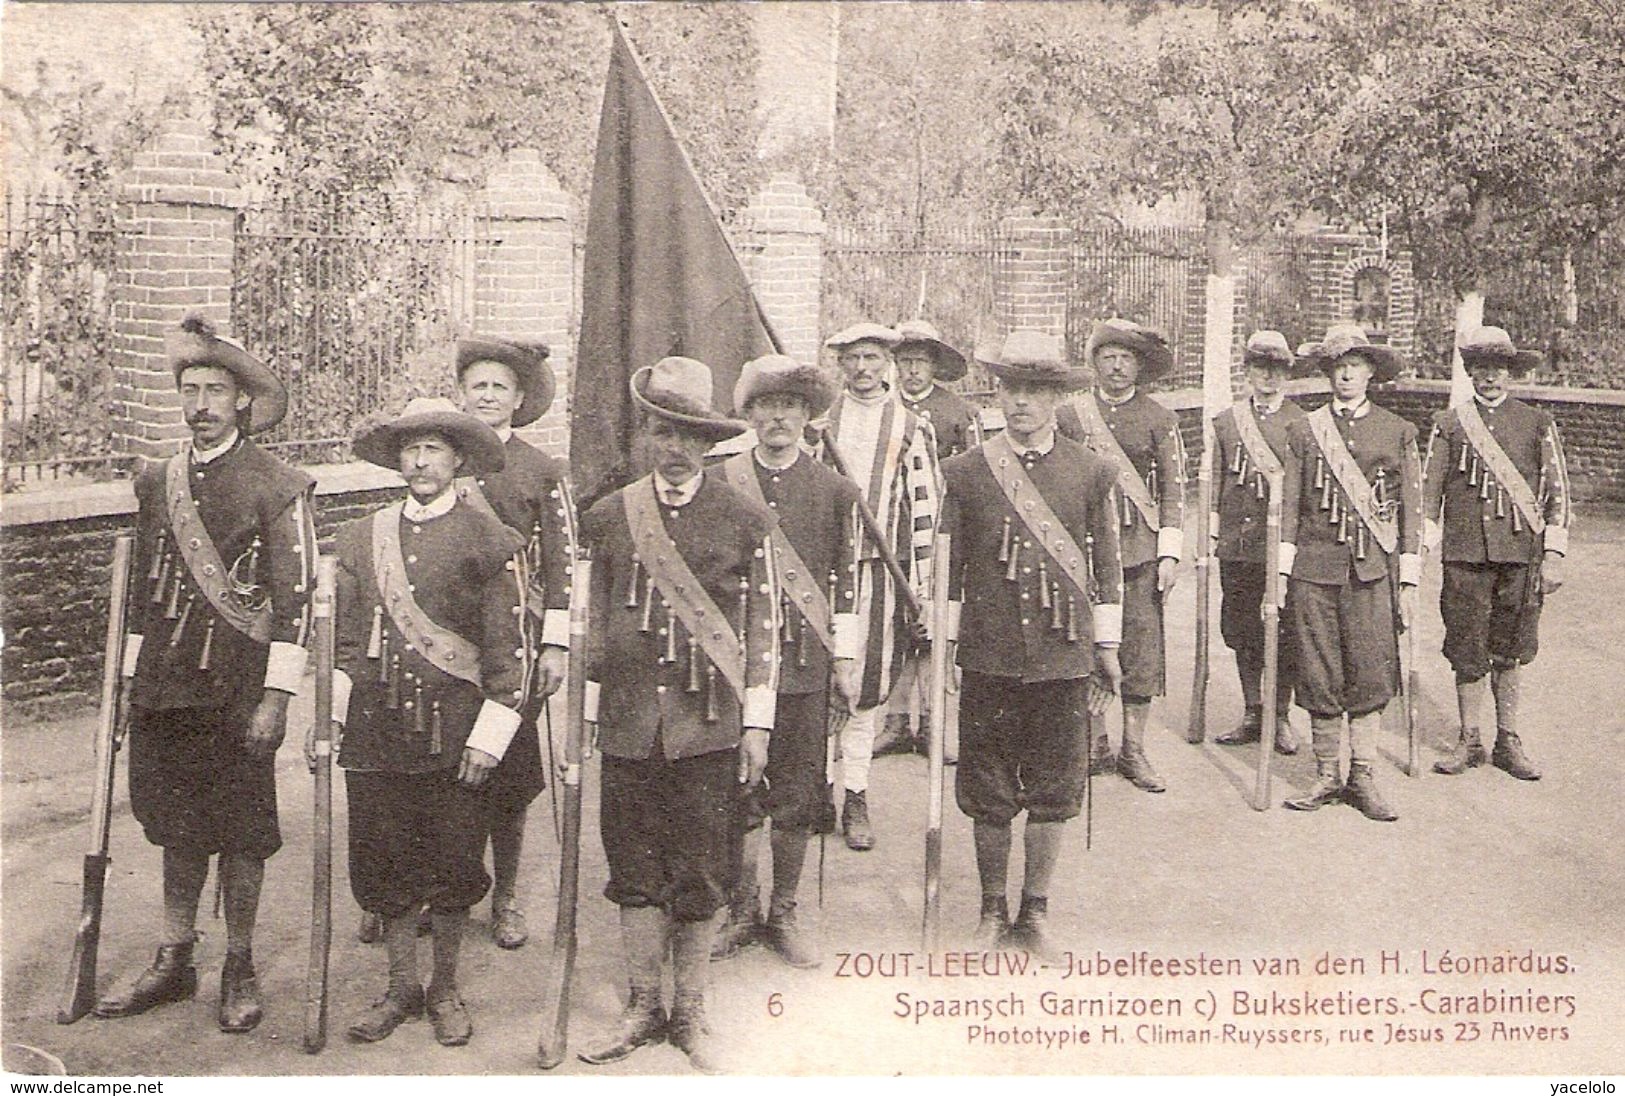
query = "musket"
(1187, 416, 1215, 744)
(1406, 549, 1424, 778)
(1253, 470, 1283, 811)
(537, 550, 592, 1069)
(58, 534, 135, 1025)
(921, 532, 951, 953)
(818, 425, 925, 624)
(304, 556, 337, 1053)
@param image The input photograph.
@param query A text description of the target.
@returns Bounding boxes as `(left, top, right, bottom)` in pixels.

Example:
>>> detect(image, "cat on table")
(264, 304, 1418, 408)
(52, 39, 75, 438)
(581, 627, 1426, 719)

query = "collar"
(653, 469, 703, 507)
(841, 386, 893, 409)
(1330, 397, 1370, 419)
(493, 423, 514, 443)
(1251, 393, 1285, 416)
(190, 430, 241, 466)
(1006, 426, 1057, 458)
(1474, 392, 1507, 410)
(403, 487, 458, 523)
(901, 382, 936, 403)
(1095, 387, 1136, 407)
(753, 446, 801, 472)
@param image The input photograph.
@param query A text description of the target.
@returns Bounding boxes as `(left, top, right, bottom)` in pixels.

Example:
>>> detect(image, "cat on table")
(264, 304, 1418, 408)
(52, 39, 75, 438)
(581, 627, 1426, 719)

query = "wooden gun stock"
(59, 535, 135, 1024)
(1253, 473, 1283, 811)
(921, 533, 950, 953)
(1188, 420, 1214, 744)
(304, 556, 337, 1053)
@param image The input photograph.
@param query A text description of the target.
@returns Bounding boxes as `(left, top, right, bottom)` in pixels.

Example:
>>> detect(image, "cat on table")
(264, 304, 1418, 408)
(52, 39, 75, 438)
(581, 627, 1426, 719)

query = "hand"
(1541, 551, 1565, 595)
(1157, 557, 1179, 594)
(738, 728, 770, 787)
(832, 658, 862, 712)
(534, 646, 568, 699)
(1088, 648, 1122, 717)
(245, 690, 291, 759)
(1398, 583, 1418, 631)
(457, 746, 499, 787)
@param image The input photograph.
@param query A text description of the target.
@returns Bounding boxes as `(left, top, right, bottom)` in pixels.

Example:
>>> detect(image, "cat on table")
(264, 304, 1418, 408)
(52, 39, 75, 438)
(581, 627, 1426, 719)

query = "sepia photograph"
(1, 0, 1621, 1083)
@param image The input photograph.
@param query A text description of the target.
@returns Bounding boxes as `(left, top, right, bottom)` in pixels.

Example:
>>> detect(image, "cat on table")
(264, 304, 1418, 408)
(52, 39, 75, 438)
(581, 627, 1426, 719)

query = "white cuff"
(541, 608, 570, 648)
(945, 601, 962, 642)
(332, 670, 353, 726)
(1092, 602, 1123, 645)
(1208, 512, 1220, 541)
(263, 641, 308, 694)
(1544, 526, 1568, 556)
(1399, 552, 1422, 587)
(465, 699, 522, 761)
(1157, 526, 1184, 562)
(1423, 518, 1442, 554)
(832, 612, 863, 659)
(584, 681, 600, 723)
(1279, 542, 1297, 576)
(122, 633, 143, 678)
(743, 684, 777, 731)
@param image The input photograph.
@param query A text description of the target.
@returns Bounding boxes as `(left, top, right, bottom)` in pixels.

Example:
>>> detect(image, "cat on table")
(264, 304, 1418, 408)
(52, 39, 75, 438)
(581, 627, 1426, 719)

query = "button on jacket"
(1212, 398, 1306, 563)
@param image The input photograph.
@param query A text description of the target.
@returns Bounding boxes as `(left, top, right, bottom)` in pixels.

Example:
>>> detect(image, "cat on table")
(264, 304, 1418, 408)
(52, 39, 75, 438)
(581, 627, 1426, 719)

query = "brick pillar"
(112, 121, 244, 459)
(740, 175, 825, 369)
(995, 213, 1069, 337)
(475, 149, 574, 459)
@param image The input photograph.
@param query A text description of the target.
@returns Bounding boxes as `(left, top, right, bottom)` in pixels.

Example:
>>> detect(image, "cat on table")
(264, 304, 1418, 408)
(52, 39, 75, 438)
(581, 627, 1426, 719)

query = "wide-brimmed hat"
(824, 322, 901, 353)
(1296, 323, 1405, 383)
(733, 354, 836, 418)
(630, 356, 749, 443)
(166, 314, 288, 435)
(893, 319, 967, 382)
(1243, 330, 1295, 370)
(454, 337, 553, 427)
(1458, 325, 1542, 375)
(1085, 318, 1175, 383)
(353, 396, 507, 475)
(976, 329, 1091, 390)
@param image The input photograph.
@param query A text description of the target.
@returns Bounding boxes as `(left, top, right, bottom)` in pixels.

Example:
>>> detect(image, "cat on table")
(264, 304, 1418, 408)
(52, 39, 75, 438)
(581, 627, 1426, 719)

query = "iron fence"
(1067, 225, 1204, 390)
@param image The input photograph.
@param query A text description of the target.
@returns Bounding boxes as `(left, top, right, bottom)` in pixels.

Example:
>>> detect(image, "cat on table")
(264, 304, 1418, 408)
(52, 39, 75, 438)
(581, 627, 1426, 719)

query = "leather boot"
(346, 985, 426, 1043)
(1117, 703, 1165, 793)
(873, 714, 913, 757)
(491, 894, 528, 950)
(711, 884, 762, 960)
(842, 789, 875, 851)
(1006, 895, 1061, 964)
(217, 950, 263, 1033)
(1434, 727, 1487, 775)
(94, 939, 198, 1019)
(669, 991, 725, 1074)
(1284, 760, 1345, 811)
(1273, 707, 1299, 755)
(763, 901, 820, 970)
(1215, 707, 1263, 746)
(1492, 734, 1541, 781)
(973, 895, 1010, 950)
(1087, 734, 1115, 776)
(1345, 761, 1398, 821)
(581, 907, 668, 1065)
(1491, 666, 1540, 780)
(579, 987, 666, 1064)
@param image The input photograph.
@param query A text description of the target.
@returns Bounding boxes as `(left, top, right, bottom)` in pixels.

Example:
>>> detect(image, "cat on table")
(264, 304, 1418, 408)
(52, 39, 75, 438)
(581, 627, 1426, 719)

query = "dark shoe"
(668, 992, 725, 1074)
(1284, 761, 1345, 811)
(491, 898, 528, 950)
(578, 989, 666, 1065)
(1117, 745, 1166, 793)
(427, 993, 472, 1047)
(1087, 735, 1116, 776)
(763, 905, 821, 970)
(217, 951, 263, 1033)
(842, 790, 875, 851)
(1215, 709, 1263, 746)
(711, 892, 763, 960)
(972, 896, 1010, 950)
(1345, 762, 1399, 822)
(1274, 713, 1300, 756)
(873, 715, 913, 757)
(93, 940, 198, 1019)
(1434, 729, 1487, 775)
(1492, 733, 1541, 781)
(346, 986, 425, 1043)
(357, 911, 383, 945)
(1006, 897, 1062, 964)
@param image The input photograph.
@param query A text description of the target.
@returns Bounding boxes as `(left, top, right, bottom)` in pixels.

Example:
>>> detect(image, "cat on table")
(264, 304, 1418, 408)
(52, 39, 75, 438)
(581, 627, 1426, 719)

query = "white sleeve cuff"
(541, 608, 570, 648)
(832, 612, 863, 659)
(1544, 526, 1568, 556)
(1279, 542, 1297, 576)
(743, 684, 777, 731)
(1157, 526, 1184, 562)
(584, 681, 600, 723)
(1208, 512, 1220, 542)
(122, 633, 143, 678)
(1092, 602, 1123, 645)
(1399, 552, 1422, 587)
(263, 640, 308, 694)
(1423, 518, 1442, 554)
(945, 601, 962, 642)
(333, 670, 353, 726)
(465, 699, 522, 760)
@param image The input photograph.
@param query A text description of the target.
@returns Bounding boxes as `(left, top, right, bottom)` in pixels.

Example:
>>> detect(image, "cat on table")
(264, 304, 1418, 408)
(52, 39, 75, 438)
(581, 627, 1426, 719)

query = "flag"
(570, 20, 780, 506)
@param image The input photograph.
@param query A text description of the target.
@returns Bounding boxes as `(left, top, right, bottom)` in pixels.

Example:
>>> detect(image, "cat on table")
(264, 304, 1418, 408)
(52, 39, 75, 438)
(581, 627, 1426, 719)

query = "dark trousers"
(1440, 560, 1541, 681)
(1219, 559, 1295, 711)
(955, 672, 1089, 824)
(1288, 574, 1399, 718)
(345, 768, 491, 918)
(739, 690, 827, 833)
(1120, 561, 1165, 700)
(129, 704, 281, 859)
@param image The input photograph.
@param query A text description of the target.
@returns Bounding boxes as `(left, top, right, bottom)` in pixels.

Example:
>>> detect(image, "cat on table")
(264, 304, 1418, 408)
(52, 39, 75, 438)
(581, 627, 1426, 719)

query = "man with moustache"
(819, 323, 940, 850)
(712, 354, 862, 968)
(1421, 326, 1570, 782)
(333, 398, 528, 1046)
(577, 357, 778, 1073)
(1209, 331, 1304, 755)
(942, 329, 1123, 957)
(1058, 319, 1186, 793)
(96, 315, 317, 1033)
(1278, 324, 1423, 821)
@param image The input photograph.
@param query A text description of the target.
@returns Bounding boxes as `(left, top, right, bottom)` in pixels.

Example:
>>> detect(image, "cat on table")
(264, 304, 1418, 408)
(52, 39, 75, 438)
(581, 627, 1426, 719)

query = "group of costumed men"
(90, 306, 1569, 1072)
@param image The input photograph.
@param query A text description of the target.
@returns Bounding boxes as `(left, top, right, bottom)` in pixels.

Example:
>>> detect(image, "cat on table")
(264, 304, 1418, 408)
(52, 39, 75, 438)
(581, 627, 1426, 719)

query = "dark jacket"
(902, 384, 981, 462)
(1058, 390, 1186, 569)
(1212, 399, 1306, 563)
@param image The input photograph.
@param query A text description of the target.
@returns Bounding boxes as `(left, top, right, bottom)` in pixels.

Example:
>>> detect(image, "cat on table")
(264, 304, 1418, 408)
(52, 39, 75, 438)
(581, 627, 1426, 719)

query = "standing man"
(819, 322, 940, 850)
(1278, 324, 1423, 822)
(578, 357, 778, 1073)
(1422, 326, 1570, 781)
(334, 398, 528, 1046)
(713, 354, 862, 968)
(453, 337, 576, 950)
(1059, 319, 1186, 792)
(942, 330, 1123, 957)
(1210, 331, 1304, 755)
(96, 315, 316, 1033)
